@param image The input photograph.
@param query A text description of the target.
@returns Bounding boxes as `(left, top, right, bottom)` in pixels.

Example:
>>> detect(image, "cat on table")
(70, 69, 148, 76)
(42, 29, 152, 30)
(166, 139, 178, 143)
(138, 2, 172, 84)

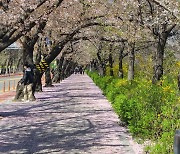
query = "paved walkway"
(0, 74, 141, 154)
(0, 91, 16, 102)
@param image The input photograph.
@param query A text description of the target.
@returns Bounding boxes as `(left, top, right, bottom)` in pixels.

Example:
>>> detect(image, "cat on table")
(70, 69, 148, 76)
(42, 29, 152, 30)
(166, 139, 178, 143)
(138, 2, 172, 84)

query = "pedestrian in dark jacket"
(21, 64, 35, 101)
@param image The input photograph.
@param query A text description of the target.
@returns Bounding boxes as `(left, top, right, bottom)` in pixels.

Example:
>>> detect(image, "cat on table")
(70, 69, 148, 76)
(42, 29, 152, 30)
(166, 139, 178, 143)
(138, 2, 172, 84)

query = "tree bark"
(44, 67, 53, 87)
(109, 44, 114, 76)
(14, 35, 38, 101)
(52, 56, 65, 83)
(52, 59, 60, 83)
(61, 59, 69, 80)
(119, 43, 125, 78)
(64, 60, 74, 78)
(178, 74, 180, 91)
(5, 60, 9, 74)
(119, 52, 123, 78)
(33, 70, 43, 92)
(15, 18, 47, 99)
(89, 60, 97, 72)
(0, 0, 63, 53)
(22, 36, 34, 66)
(44, 22, 103, 65)
(98, 64, 106, 76)
(97, 44, 106, 76)
(128, 43, 135, 81)
(152, 33, 167, 84)
(34, 44, 43, 92)
(14, 81, 24, 101)
(109, 53, 113, 76)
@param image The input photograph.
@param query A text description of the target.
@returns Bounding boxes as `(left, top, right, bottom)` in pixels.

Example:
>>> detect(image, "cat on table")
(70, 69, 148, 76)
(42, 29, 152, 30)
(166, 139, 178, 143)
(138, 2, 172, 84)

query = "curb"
(0, 73, 22, 78)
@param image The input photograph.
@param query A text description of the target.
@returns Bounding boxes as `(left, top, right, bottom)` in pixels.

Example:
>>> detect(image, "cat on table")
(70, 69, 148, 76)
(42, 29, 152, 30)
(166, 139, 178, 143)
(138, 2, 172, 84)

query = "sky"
(7, 42, 21, 50)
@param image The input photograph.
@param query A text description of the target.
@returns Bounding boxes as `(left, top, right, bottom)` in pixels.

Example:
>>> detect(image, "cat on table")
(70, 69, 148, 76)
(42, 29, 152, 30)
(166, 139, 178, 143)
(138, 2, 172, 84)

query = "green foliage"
(106, 64, 119, 77)
(87, 71, 180, 154)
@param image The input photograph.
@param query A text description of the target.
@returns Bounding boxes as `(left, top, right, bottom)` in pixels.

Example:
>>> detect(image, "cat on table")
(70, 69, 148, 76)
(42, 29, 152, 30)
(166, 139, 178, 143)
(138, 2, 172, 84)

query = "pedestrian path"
(0, 91, 15, 102)
(0, 74, 142, 154)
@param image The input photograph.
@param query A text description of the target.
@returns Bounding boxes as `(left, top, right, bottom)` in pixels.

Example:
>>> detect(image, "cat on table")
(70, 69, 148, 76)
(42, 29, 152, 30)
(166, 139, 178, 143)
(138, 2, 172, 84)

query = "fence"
(0, 79, 20, 93)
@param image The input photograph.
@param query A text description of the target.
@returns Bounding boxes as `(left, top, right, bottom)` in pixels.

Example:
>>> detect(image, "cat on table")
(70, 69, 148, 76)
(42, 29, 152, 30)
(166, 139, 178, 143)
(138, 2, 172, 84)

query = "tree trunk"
(91, 59, 98, 72)
(14, 20, 48, 100)
(52, 56, 64, 83)
(33, 70, 43, 92)
(61, 59, 68, 80)
(109, 53, 113, 76)
(71, 63, 76, 75)
(52, 59, 60, 83)
(98, 64, 106, 76)
(34, 43, 43, 92)
(178, 74, 180, 91)
(44, 67, 53, 87)
(119, 42, 125, 78)
(63, 60, 72, 79)
(14, 69, 38, 101)
(5, 59, 9, 74)
(96, 42, 106, 76)
(14, 36, 35, 101)
(14, 81, 24, 101)
(64, 60, 74, 78)
(119, 49, 124, 78)
(97, 51, 106, 76)
(22, 36, 34, 66)
(109, 44, 114, 76)
(128, 43, 135, 81)
(119, 52, 123, 78)
(152, 34, 167, 84)
(151, 23, 176, 84)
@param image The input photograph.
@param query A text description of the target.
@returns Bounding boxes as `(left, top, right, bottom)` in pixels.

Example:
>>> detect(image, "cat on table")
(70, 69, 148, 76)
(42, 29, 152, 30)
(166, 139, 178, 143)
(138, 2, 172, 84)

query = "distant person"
(20, 64, 36, 102)
(79, 66, 84, 75)
(82, 68, 85, 75)
(74, 66, 79, 74)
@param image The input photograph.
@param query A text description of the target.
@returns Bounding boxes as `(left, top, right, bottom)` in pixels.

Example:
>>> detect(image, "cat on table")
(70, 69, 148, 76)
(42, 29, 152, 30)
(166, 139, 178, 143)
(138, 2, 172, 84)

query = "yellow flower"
(163, 86, 171, 92)
(160, 79, 164, 84)
(176, 61, 180, 67)
(148, 80, 151, 84)
(170, 90, 174, 93)
(178, 97, 180, 102)
(117, 79, 128, 86)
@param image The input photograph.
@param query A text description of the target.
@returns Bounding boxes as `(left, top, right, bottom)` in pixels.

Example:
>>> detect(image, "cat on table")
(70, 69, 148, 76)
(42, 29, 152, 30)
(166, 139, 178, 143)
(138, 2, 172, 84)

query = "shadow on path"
(0, 74, 135, 154)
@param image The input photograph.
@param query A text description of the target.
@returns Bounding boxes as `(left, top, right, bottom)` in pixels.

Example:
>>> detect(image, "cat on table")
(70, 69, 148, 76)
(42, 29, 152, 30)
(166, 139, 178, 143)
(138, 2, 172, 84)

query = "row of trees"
(0, 0, 180, 99)
(88, 0, 179, 83)
(0, 48, 23, 74)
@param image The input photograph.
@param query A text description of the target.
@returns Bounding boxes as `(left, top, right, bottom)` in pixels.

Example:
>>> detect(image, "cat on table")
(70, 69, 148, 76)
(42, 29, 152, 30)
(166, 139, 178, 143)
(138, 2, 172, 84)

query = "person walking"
(79, 66, 83, 74)
(20, 64, 36, 102)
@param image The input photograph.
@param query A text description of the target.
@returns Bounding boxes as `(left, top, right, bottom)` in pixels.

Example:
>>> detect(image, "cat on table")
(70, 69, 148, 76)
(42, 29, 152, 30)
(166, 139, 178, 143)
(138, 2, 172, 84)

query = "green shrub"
(88, 71, 180, 154)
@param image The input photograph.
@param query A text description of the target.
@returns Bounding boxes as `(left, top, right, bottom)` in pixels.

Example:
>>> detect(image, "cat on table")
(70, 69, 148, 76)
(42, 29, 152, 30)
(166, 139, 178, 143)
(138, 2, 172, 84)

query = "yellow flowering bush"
(88, 71, 180, 154)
